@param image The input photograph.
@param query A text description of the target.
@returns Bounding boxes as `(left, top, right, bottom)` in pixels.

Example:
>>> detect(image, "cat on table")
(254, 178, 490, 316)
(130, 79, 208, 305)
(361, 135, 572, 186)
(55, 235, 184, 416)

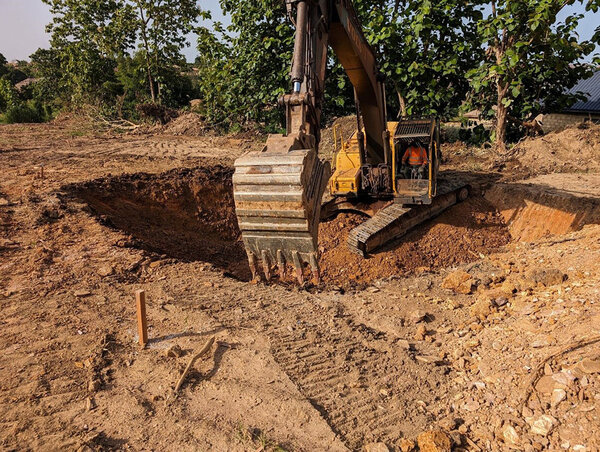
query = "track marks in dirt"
(207, 289, 452, 450)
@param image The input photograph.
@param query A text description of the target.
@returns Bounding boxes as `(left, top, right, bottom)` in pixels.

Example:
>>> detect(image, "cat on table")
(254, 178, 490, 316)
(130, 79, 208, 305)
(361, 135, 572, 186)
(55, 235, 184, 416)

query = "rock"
(442, 270, 475, 294)
(493, 296, 509, 307)
(551, 388, 566, 407)
(364, 442, 389, 452)
(438, 417, 457, 431)
(417, 430, 451, 452)
(399, 438, 416, 452)
(470, 299, 492, 319)
(416, 355, 441, 365)
(502, 424, 520, 445)
(0, 197, 9, 206)
(149, 260, 163, 269)
(397, 339, 412, 351)
(414, 324, 427, 341)
(86, 397, 96, 411)
(97, 264, 114, 277)
(528, 415, 556, 436)
(74, 290, 91, 298)
(535, 375, 564, 394)
(576, 357, 600, 374)
(164, 344, 184, 358)
(463, 399, 480, 412)
(87, 379, 101, 392)
(410, 310, 427, 323)
(523, 268, 566, 288)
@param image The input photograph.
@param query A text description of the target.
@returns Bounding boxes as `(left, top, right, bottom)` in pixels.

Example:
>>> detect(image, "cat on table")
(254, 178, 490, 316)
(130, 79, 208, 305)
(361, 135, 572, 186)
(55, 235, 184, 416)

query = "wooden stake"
(136, 290, 148, 347)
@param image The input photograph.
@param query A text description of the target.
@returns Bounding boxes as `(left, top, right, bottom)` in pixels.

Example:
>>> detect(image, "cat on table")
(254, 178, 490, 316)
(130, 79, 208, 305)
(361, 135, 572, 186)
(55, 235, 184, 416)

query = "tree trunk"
(495, 81, 509, 152)
(393, 81, 407, 118)
(146, 63, 156, 103)
(137, 3, 156, 103)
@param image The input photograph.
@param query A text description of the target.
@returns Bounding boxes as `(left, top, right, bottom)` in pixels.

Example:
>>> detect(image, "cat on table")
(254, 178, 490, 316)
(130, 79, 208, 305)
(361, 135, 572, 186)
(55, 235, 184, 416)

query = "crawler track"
(348, 180, 470, 256)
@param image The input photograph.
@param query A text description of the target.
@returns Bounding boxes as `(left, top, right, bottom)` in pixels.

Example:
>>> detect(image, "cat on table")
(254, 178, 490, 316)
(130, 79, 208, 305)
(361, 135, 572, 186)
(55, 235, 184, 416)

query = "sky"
(0, 0, 598, 62)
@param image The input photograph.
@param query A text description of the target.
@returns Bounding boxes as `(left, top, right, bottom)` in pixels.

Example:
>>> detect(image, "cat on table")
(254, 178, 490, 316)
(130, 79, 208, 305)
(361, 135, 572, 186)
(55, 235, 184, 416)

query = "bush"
(3, 104, 44, 123)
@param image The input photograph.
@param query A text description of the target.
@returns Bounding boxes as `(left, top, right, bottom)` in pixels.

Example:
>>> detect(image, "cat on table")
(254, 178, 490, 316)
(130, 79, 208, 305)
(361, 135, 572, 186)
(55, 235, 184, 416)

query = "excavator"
(233, 0, 469, 284)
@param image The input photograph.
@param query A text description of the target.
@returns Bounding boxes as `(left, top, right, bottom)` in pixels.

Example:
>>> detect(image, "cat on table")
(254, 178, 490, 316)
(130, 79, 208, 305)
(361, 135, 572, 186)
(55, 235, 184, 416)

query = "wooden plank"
(136, 290, 148, 347)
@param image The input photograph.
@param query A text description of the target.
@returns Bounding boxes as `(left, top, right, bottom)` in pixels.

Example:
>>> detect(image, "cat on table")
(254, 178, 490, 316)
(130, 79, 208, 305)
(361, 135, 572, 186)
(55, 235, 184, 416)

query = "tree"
(130, 0, 206, 103)
(354, 0, 484, 118)
(42, 0, 136, 104)
(467, 0, 597, 150)
(196, 0, 483, 131)
(196, 0, 293, 129)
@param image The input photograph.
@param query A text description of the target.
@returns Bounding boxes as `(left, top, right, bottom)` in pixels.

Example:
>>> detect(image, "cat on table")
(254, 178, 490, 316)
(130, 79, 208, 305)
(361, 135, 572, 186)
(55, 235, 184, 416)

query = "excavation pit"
(67, 166, 522, 288)
(68, 167, 599, 288)
(69, 166, 252, 281)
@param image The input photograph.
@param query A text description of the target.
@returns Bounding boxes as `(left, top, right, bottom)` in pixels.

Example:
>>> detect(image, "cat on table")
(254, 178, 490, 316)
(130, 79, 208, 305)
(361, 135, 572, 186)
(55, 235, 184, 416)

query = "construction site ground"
(1, 118, 600, 451)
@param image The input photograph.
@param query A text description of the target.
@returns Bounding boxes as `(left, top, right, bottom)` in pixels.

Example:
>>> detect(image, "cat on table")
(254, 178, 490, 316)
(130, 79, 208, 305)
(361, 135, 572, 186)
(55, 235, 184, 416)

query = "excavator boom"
(233, 0, 389, 283)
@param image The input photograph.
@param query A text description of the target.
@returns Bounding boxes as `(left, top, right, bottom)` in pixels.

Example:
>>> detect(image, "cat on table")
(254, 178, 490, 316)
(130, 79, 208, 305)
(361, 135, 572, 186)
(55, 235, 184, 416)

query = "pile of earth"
(162, 112, 209, 136)
(318, 196, 512, 288)
(500, 122, 600, 178)
(320, 115, 358, 163)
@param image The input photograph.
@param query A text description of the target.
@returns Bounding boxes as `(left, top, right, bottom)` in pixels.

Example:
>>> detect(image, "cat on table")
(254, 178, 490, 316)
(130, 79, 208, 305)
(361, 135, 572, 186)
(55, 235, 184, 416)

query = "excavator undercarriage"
(232, 0, 469, 283)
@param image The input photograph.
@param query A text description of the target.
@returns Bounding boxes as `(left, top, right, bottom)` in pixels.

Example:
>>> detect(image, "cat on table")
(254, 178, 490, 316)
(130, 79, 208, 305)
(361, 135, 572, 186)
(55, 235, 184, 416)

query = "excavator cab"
(393, 118, 441, 205)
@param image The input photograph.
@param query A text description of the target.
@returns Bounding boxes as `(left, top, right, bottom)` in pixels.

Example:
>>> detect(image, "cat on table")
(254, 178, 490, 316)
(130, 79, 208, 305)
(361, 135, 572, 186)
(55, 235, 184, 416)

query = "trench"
(67, 166, 599, 287)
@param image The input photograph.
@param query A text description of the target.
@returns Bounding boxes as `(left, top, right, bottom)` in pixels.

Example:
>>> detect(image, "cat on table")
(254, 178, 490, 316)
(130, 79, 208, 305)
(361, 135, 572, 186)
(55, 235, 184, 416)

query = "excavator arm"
(233, 0, 390, 283)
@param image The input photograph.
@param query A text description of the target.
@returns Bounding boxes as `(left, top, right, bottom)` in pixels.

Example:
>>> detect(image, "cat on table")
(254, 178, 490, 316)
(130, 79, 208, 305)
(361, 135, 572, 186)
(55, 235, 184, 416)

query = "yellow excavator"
(233, 0, 468, 283)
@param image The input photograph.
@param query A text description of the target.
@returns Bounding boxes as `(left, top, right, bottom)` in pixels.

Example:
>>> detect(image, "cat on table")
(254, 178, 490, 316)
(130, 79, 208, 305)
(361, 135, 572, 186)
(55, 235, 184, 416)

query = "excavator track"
(347, 180, 470, 257)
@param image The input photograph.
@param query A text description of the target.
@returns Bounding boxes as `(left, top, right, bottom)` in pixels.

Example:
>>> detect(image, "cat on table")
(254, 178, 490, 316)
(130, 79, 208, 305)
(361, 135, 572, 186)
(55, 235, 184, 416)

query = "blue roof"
(566, 70, 600, 113)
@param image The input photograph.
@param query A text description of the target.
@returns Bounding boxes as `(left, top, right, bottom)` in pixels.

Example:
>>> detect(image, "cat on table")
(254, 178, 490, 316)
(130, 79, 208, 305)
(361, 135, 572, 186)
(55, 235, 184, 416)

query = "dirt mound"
(319, 197, 511, 288)
(162, 112, 209, 136)
(67, 166, 251, 280)
(503, 123, 600, 177)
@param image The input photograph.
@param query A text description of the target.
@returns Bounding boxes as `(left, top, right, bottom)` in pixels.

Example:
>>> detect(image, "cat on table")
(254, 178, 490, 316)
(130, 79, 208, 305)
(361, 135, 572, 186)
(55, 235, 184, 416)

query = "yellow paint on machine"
(329, 122, 399, 196)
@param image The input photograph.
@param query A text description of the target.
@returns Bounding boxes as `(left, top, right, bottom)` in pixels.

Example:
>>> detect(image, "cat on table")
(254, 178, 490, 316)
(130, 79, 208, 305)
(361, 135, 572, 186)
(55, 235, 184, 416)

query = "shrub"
(3, 104, 44, 123)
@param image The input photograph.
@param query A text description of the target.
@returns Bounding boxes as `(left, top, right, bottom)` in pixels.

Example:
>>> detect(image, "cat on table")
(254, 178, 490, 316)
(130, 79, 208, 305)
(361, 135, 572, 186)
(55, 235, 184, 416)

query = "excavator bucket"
(233, 147, 330, 284)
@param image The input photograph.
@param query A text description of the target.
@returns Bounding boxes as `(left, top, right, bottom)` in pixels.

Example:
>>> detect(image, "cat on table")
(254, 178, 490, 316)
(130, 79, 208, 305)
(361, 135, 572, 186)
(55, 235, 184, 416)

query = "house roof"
(566, 70, 600, 113)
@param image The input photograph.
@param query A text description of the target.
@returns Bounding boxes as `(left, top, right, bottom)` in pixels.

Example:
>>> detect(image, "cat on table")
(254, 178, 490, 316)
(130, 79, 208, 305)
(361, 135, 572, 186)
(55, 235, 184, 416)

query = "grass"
(234, 423, 290, 452)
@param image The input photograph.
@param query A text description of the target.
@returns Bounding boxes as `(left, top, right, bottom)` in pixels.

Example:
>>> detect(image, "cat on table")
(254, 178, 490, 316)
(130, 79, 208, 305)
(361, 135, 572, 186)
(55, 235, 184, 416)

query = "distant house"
(541, 70, 600, 132)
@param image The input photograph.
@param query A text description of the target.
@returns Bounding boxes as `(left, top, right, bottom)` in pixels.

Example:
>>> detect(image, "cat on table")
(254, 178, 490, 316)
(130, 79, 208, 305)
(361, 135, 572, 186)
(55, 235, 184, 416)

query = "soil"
(498, 123, 600, 179)
(1, 120, 600, 451)
(161, 112, 210, 137)
(66, 166, 251, 281)
(319, 197, 511, 288)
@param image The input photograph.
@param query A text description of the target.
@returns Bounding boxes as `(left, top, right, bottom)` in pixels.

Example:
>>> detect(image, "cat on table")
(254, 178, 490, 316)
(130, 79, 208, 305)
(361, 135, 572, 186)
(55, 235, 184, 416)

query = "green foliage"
(195, 0, 484, 132)
(2, 103, 45, 124)
(37, 0, 204, 119)
(354, 0, 484, 118)
(0, 79, 18, 112)
(466, 0, 597, 147)
(195, 1, 292, 130)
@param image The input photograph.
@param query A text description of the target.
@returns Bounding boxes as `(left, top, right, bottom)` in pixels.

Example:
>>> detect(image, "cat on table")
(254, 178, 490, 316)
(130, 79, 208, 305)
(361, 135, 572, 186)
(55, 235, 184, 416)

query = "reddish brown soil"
(319, 197, 512, 288)
(67, 166, 511, 288)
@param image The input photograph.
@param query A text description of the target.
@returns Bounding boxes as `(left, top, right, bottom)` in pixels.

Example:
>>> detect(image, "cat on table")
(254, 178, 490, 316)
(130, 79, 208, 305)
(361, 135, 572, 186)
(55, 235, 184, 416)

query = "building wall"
(542, 113, 600, 133)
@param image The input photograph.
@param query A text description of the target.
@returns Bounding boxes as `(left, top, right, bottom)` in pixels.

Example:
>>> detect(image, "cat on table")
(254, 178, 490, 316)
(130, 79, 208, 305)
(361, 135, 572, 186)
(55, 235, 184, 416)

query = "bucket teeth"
(247, 251, 260, 282)
(261, 250, 272, 281)
(291, 251, 304, 284)
(277, 250, 286, 279)
(309, 252, 320, 285)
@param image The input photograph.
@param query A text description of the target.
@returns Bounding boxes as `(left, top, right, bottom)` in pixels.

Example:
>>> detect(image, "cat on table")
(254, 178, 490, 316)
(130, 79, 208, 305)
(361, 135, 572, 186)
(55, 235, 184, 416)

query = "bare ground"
(1, 121, 600, 451)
